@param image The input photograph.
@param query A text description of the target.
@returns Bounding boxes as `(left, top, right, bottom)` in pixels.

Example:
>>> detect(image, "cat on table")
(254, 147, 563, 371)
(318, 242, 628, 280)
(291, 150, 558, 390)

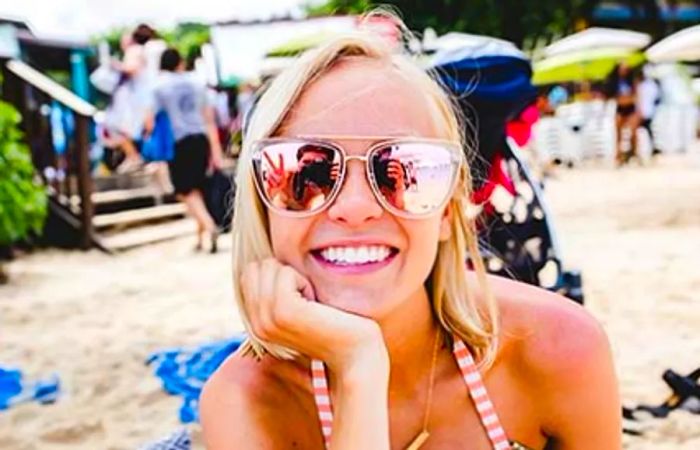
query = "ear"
(438, 202, 452, 242)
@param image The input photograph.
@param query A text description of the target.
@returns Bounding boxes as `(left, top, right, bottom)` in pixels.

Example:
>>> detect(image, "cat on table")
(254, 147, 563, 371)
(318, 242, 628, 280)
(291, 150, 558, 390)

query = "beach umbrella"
(425, 32, 520, 56)
(532, 47, 646, 86)
(646, 24, 700, 63)
(543, 27, 651, 58)
(693, 78, 700, 95)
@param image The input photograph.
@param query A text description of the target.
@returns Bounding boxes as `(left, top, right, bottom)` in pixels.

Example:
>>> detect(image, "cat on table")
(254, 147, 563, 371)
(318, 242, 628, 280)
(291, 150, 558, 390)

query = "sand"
(1, 149, 699, 449)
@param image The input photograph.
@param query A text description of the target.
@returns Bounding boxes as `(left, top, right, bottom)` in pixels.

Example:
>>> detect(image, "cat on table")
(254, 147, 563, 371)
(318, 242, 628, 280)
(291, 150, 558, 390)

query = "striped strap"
(453, 339, 512, 450)
(311, 359, 333, 448)
(311, 338, 511, 450)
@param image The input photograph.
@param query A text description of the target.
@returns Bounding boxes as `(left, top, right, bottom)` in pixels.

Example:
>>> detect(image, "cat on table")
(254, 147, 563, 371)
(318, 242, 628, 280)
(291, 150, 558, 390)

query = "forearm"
(207, 123, 223, 158)
(204, 107, 224, 160)
(330, 350, 390, 450)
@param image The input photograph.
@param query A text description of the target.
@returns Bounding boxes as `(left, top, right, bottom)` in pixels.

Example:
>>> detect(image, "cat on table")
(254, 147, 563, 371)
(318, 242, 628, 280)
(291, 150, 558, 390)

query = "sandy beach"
(1, 150, 699, 449)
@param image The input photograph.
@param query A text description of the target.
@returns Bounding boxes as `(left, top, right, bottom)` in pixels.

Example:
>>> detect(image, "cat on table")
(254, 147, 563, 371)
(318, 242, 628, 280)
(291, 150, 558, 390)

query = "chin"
(315, 287, 390, 319)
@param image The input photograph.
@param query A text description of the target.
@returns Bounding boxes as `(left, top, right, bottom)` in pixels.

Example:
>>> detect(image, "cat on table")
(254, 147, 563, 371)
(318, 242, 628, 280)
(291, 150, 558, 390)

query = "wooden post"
(74, 114, 93, 249)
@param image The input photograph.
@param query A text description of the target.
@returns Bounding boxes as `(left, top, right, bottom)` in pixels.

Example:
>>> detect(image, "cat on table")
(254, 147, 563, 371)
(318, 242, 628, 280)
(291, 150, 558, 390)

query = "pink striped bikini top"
(310, 338, 513, 450)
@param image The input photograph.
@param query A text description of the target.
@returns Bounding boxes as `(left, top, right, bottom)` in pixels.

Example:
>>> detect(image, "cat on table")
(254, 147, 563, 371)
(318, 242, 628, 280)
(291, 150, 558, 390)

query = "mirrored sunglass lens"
(254, 142, 341, 212)
(371, 143, 458, 215)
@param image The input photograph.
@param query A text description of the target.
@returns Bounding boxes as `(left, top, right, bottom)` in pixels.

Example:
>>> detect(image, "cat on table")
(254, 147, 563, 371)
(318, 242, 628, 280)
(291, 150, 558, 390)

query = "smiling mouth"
(311, 245, 399, 266)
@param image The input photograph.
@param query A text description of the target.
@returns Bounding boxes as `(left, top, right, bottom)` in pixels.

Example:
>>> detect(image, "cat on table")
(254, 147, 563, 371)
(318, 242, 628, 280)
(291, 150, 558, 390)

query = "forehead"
(279, 58, 448, 139)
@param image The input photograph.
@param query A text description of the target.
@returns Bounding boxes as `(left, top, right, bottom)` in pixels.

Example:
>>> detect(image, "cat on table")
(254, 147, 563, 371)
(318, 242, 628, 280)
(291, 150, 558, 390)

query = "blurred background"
(0, 1, 699, 449)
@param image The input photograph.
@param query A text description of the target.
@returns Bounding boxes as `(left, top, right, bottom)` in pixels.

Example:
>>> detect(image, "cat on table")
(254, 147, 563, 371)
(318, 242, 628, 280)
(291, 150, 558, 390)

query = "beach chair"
(428, 35, 583, 303)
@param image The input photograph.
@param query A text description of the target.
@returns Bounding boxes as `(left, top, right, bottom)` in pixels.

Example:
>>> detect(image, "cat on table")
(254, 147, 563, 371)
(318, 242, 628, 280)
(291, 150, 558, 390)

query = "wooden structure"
(2, 59, 197, 252)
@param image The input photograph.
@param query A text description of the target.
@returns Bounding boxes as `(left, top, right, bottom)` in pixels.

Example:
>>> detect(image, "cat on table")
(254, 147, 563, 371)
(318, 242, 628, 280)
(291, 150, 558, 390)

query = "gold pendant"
(405, 430, 430, 450)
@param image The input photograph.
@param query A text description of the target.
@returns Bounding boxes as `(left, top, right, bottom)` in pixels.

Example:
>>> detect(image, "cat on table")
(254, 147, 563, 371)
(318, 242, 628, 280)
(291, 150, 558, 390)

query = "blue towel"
(146, 335, 245, 423)
(139, 427, 191, 450)
(0, 367, 60, 411)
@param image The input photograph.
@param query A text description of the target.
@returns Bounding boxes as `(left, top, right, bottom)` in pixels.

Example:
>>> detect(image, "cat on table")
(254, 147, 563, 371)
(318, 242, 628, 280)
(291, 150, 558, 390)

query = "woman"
(200, 19, 621, 450)
(607, 63, 640, 166)
(103, 25, 159, 172)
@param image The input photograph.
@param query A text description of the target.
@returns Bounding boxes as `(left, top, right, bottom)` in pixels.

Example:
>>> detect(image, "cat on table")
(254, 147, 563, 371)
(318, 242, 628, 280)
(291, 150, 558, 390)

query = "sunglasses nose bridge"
(327, 154, 384, 223)
(344, 155, 368, 163)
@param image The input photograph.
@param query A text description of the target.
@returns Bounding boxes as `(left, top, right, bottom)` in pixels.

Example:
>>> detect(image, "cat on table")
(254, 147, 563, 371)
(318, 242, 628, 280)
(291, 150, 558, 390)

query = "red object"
(506, 104, 539, 147)
(471, 152, 516, 217)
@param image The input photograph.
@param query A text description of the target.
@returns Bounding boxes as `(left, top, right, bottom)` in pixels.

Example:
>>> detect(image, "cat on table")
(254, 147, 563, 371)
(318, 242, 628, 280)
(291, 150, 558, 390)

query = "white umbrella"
(426, 32, 527, 65)
(646, 24, 700, 63)
(543, 27, 651, 58)
(692, 78, 700, 95)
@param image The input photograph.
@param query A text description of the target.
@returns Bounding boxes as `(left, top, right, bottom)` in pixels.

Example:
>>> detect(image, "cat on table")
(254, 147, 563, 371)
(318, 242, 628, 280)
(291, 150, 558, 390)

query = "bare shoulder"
(200, 347, 320, 449)
(488, 274, 610, 374)
(489, 275, 621, 445)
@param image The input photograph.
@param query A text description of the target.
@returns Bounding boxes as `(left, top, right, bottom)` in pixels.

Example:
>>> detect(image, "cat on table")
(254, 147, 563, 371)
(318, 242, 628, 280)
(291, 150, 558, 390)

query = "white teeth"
(319, 245, 393, 265)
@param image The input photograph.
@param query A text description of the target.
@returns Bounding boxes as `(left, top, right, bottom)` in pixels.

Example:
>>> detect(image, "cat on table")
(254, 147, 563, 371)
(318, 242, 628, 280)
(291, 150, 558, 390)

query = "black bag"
(204, 170, 235, 232)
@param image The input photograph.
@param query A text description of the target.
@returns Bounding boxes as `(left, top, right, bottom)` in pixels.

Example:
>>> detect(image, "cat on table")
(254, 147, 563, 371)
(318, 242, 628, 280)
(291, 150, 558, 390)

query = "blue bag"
(142, 111, 175, 162)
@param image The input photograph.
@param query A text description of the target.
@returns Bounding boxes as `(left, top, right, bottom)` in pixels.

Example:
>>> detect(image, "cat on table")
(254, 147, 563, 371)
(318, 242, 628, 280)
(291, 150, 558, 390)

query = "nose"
(326, 160, 383, 226)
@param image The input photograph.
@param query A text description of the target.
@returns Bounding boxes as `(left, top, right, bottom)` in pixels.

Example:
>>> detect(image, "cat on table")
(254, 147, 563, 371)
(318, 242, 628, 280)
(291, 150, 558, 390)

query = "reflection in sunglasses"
(253, 140, 461, 216)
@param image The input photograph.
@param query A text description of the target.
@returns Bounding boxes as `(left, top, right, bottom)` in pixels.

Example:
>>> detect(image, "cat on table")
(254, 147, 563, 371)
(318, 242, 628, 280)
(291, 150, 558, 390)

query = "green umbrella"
(266, 31, 340, 58)
(532, 48, 646, 86)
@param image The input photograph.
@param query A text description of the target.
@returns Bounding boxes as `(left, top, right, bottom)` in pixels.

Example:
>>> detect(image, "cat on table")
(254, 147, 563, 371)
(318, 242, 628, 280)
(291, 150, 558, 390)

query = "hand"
(263, 152, 292, 198)
(209, 149, 224, 172)
(240, 259, 388, 376)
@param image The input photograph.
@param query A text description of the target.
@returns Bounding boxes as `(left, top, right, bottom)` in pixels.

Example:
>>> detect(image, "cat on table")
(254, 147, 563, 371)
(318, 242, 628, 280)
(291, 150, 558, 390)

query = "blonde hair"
(232, 13, 499, 368)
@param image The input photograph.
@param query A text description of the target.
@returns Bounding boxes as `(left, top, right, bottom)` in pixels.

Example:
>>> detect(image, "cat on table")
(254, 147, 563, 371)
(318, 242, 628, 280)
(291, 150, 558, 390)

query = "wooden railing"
(4, 59, 97, 249)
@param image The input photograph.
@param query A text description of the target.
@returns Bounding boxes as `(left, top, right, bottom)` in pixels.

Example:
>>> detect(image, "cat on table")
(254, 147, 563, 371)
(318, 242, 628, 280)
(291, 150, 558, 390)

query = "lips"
(310, 243, 399, 271)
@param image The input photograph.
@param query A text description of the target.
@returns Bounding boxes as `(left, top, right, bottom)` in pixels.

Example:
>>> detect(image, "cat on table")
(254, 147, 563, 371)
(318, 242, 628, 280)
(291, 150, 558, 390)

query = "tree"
(0, 100, 48, 284)
(306, 0, 602, 48)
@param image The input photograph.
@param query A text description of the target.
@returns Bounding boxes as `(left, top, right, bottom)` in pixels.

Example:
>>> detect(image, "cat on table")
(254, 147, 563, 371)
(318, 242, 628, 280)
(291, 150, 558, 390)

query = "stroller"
(428, 35, 584, 303)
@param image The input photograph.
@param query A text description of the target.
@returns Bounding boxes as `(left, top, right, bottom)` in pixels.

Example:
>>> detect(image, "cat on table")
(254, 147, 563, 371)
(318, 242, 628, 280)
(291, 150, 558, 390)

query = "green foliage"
(306, 0, 373, 15)
(0, 101, 48, 246)
(165, 23, 211, 68)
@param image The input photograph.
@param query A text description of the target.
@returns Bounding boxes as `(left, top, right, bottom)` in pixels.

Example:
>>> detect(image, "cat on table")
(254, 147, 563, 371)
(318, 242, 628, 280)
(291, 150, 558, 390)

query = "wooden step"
(93, 203, 187, 229)
(98, 218, 197, 252)
(70, 187, 169, 208)
(92, 187, 168, 204)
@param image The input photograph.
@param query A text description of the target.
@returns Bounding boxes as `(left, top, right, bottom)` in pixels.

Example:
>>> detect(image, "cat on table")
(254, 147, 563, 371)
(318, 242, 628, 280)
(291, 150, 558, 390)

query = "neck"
(377, 285, 443, 395)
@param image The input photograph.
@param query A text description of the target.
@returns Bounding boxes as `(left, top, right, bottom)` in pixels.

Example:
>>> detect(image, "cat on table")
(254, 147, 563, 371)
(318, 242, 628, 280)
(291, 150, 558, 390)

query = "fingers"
(257, 259, 280, 337)
(263, 151, 276, 169)
(330, 163, 340, 181)
(242, 259, 316, 345)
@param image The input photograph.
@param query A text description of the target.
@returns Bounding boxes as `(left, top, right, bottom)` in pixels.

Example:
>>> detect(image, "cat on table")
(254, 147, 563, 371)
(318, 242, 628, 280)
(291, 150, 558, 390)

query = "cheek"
(403, 219, 443, 274)
(268, 215, 307, 263)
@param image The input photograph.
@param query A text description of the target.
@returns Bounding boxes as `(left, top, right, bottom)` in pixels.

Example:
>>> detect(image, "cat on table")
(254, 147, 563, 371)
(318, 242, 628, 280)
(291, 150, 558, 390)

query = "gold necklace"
(405, 328, 441, 450)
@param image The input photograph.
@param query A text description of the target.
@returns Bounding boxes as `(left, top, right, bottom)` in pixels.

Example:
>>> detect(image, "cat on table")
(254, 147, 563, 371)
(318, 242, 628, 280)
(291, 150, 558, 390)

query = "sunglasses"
(251, 136, 464, 218)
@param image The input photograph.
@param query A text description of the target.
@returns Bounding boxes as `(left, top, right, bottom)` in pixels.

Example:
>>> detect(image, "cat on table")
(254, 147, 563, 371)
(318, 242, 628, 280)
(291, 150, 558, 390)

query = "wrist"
(335, 335, 389, 389)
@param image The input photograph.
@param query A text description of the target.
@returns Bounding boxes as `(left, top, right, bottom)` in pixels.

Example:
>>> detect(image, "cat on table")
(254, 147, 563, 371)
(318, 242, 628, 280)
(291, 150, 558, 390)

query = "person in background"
(102, 31, 145, 172)
(636, 65, 661, 156)
(146, 48, 224, 253)
(606, 63, 640, 165)
(105, 25, 162, 172)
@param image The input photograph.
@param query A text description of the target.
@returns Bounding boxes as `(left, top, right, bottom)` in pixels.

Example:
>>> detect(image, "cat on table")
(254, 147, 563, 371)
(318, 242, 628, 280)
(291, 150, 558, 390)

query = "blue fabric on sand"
(139, 427, 192, 450)
(142, 111, 175, 162)
(146, 335, 245, 423)
(0, 367, 60, 410)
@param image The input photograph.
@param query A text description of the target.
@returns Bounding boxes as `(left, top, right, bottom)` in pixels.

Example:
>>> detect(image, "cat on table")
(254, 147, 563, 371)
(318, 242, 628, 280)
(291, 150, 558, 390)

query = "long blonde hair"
(232, 14, 499, 368)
